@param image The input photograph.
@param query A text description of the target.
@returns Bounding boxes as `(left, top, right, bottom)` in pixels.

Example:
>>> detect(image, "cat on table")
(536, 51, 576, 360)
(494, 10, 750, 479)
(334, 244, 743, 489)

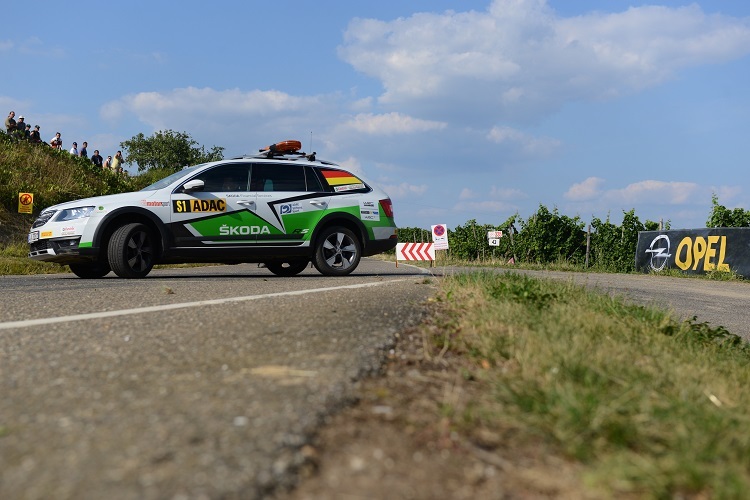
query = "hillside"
(0, 134, 160, 245)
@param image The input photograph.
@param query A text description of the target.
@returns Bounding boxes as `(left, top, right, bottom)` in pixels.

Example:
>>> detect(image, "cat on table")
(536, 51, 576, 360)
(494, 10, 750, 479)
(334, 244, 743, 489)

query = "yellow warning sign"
(18, 192, 34, 214)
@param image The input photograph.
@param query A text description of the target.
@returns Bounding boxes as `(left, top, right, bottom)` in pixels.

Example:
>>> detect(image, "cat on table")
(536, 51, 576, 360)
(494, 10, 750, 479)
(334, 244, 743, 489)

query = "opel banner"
(636, 229, 750, 277)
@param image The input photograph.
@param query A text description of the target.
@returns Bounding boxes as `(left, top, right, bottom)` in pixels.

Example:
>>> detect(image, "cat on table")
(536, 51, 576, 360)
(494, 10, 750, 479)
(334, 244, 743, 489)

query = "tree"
(706, 193, 750, 228)
(120, 130, 224, 173)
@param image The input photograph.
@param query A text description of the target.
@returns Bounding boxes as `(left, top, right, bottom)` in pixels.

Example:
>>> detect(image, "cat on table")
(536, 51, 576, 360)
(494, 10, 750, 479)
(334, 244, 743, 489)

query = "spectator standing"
(69, 142, 78, 155)
(103, 155, 112, 170)
(15, 116, 27, 139)
(112, 151, 123, 174)
(91, 149, 103, 168)
(5, 111, 16, 134)
(29, 125, 41, 143)
(80, 141, 88, 158)
(50, 132, 63, 149)
(23, 124, 31, 140)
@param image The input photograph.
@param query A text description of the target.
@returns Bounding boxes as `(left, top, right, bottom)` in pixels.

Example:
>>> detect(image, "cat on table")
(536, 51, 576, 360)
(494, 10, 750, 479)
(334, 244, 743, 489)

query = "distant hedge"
(398, 197, 749, 273)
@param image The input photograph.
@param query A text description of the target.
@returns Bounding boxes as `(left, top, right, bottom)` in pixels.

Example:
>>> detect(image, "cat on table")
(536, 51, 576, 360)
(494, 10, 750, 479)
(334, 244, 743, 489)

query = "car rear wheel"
(69, 261, 112, 279)
(108, 223, 155, 278)
(312, 226, 361, 276)
(265, 259, 309, 277)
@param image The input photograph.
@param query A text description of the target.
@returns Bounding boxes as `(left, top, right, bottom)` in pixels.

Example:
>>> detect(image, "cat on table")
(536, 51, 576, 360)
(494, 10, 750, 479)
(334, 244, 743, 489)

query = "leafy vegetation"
(399, 207, 666, 273)
(706, 193, 750, 228)
(120, 129, 224, 173)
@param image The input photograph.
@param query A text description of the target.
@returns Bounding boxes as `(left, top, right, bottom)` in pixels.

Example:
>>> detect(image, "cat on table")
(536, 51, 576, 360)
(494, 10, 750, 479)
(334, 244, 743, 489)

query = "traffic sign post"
(487, 230, 502, 247)
(431, 224, 449, 250)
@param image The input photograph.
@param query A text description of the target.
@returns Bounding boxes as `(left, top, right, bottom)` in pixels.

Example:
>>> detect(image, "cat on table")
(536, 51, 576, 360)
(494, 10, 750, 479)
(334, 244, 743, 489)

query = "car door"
(170, 163, 262, 247)
(249, 163, 331, 247)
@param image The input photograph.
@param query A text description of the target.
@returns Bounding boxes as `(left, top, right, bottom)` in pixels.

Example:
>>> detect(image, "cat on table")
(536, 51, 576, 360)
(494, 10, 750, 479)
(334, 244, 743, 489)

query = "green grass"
(434, 271, 750, 498)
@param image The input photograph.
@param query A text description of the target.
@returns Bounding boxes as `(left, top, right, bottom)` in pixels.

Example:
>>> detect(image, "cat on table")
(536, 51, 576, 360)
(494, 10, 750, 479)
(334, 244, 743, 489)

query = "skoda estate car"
(28, 141, 398, 278)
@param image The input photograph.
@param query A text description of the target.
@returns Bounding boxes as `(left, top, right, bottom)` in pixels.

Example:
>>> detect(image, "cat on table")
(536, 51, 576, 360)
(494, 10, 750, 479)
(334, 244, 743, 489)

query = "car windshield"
(139, 164, 207, 191)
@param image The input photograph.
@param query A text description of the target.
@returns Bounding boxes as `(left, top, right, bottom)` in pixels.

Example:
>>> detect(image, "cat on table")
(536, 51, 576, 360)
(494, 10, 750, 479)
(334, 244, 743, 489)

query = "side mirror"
(182, 179, 205, 192)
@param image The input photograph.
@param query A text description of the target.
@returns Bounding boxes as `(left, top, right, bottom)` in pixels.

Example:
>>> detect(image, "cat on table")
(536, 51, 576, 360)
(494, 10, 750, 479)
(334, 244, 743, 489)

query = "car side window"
(250, 164, 307, 192)
(305, 166, 326, 192)
(196, 164, 251, 192)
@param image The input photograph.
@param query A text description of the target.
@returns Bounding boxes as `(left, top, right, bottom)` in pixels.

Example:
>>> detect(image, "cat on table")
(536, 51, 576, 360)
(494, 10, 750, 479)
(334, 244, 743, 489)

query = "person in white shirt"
(69, 142, 78, 155)
(50, 132, 62, 149)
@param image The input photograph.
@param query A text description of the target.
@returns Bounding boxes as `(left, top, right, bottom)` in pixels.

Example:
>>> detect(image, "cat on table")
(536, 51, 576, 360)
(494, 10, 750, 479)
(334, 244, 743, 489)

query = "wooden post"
(585, 224, 591, 268)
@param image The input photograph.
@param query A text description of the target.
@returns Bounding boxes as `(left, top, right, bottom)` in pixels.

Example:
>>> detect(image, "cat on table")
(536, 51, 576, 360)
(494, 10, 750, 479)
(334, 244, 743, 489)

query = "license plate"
(28, 231, 39, 243)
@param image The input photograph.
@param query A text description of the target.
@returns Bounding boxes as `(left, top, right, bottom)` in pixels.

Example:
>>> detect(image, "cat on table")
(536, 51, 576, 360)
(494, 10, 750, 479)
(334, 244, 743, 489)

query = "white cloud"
(487, 125, 561, 155)
(610, 180, 700, 204)
(343, 112, 446, 135)
(101, 87, 330, 128)
(339, 0, 750, 123)
(565, 177, 605, 201)
(379, 182, 428, 198)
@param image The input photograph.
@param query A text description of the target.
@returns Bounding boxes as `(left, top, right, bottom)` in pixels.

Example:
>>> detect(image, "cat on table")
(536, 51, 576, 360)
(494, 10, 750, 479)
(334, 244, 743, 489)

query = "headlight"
(56, 206, 95, 222)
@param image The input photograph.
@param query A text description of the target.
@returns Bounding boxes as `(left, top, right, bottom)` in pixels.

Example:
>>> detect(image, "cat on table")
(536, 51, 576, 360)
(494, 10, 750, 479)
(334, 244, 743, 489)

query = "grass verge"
(0, 242, 67, 275)
(434, 271, 750, 498)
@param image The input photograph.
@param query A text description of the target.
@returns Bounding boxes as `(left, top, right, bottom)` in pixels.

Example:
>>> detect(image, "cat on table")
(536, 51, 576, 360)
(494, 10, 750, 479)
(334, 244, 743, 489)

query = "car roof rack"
(230, 140, 339, 166)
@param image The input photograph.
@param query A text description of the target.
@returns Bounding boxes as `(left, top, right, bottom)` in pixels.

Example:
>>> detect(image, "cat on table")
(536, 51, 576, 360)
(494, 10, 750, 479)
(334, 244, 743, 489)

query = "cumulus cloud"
(379, 182, 429, 198)
(343, 112, 446, 135)
(487, 125, 561, 155)
(568, 179, 706, 206)
(565, 177, 605, 201)
(339, 0, 750, 123)
(102, 87, 326, 125)
(610, 180, 700, 204)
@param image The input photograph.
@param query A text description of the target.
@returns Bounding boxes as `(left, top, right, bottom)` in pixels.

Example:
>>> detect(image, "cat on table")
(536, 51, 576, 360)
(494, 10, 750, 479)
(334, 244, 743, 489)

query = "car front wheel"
(108, 223, 155, 278)
(312, 226, 361, 276)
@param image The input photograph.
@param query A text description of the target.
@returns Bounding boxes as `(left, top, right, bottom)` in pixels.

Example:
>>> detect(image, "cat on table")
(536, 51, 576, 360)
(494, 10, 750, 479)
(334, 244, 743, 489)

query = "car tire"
(312, 226, 361, 276)
(108, 223, 155, 278)
(265, 259, 309, 277)
(69, 261, 112, 279)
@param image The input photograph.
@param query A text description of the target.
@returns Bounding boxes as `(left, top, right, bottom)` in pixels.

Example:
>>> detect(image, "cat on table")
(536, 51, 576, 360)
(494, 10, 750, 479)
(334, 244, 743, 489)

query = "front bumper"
(28, 236, 97, 263)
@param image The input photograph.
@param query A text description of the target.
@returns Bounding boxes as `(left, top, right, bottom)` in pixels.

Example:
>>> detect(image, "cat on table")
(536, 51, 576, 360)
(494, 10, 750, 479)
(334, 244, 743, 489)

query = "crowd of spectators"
(5, 110, 127, 175)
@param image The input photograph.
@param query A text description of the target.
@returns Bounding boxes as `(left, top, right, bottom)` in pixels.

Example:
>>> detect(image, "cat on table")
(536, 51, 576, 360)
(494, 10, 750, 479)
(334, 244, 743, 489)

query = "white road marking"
(0, 279, 411, 331)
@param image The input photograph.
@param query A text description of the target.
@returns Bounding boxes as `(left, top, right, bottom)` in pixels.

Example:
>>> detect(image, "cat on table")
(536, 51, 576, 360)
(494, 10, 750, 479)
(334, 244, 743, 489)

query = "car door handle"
(309, 200, 327, 208)
(238, 200, 256, 208)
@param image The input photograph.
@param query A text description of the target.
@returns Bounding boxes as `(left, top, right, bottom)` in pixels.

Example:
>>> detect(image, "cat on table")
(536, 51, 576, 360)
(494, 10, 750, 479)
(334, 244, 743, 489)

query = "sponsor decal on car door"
(250, 164, 331, 246)
(170, 191, 268, 246)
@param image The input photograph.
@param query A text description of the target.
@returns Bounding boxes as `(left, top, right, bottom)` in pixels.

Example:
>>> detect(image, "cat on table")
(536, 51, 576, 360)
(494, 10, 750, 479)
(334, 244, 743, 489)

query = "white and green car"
(28, 143, 398, 278)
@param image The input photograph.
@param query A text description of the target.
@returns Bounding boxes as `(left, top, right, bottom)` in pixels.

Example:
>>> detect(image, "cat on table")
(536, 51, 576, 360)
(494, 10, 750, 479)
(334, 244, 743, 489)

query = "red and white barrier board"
(396, 242, 435, 261)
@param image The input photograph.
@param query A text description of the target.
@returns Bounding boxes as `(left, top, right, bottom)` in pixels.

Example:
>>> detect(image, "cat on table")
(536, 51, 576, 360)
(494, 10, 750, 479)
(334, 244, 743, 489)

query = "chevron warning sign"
(396, 242, 435, 261)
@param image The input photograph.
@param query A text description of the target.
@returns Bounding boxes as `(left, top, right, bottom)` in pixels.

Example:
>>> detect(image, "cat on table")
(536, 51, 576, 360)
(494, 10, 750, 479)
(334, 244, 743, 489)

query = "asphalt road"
(0, 259, 435, 500)
(2, 261, 749, 499)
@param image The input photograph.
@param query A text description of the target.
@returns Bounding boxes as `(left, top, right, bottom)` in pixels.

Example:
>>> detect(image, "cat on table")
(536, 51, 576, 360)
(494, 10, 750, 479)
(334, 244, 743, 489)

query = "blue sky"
(4, 0, 750, 231)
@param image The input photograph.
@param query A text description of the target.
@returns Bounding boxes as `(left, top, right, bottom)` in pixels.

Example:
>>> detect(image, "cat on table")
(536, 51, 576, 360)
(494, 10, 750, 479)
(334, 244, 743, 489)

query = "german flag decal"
(321, 169, 365, 192)
(321, 169, 362, 186)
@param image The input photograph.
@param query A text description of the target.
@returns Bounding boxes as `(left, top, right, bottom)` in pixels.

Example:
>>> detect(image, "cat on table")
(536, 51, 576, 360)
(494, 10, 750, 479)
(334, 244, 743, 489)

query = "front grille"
(30, 240, 50, 252)
(32, 211, 56, 228)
